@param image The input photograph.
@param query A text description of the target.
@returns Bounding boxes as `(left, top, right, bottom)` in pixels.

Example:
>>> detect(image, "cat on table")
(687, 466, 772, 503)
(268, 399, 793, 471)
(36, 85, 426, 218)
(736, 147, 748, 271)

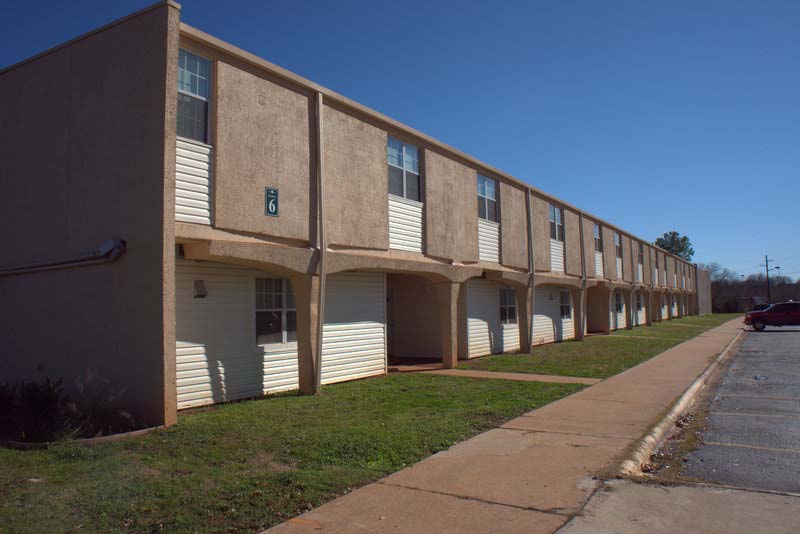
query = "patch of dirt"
(247, 452, 299, 473)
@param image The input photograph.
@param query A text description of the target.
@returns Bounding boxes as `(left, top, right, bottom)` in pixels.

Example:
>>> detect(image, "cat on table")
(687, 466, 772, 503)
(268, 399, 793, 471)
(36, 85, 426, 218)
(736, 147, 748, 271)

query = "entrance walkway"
(424, 368, 601, 386)
(267, 318, 744, 534)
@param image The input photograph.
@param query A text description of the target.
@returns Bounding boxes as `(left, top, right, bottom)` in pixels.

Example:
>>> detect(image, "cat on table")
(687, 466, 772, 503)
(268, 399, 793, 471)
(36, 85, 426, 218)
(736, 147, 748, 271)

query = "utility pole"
(761, 255, 781, 305)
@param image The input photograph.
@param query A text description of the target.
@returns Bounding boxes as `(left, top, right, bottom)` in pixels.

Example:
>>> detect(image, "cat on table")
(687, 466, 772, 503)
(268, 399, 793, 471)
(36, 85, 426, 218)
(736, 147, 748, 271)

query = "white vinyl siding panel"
(634, 291, 646, 326)
(477, 219, 500, 263)
(388, 194, 423, 252)
(661, 296, 669, 319)
(176, 138, 212, 224)
(616, 257, 623, 280)
(653, 268, 658, 286)
(595, 252, 604, 278)
(532, 286, 574, 345)
(671, 296, 678, 317)
(637, 264, 643, 282)
(175, 261, 299, 410)
(610, 292, 627, 331)
(550, 239, 565, 272)
(466, 279, 518, 357)
(321, 272, 386, 384)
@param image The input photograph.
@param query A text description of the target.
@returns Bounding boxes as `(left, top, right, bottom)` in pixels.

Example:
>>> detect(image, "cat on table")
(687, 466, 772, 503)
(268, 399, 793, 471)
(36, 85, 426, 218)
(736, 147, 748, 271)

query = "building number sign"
(265, 187, 279, 217)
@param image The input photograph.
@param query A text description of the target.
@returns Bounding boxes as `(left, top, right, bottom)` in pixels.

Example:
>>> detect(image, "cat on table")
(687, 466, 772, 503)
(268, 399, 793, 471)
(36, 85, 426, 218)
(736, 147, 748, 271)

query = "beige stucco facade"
(0, 1, 700, 427)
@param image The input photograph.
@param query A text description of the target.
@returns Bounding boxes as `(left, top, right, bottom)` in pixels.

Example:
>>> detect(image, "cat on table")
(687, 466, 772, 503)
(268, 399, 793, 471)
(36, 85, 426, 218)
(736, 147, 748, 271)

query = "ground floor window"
(615, 291, 624, 313)
(636, 291, 642, 311)
(499, 287, 517, 324)
(560, 290, 572, 319)
(255, 278, 297, 345)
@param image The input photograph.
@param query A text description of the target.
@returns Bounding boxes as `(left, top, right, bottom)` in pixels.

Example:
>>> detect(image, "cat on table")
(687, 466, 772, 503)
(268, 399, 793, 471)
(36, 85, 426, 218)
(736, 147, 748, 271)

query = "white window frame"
(549, 204, 564, 242)
(614, 233, 623, 259)
(254, 278, 297, 347)
(638, 243, 644, 266)
(499, 287, 517, 325)
(387, 136, 421, 202)
(177, 49, 212, 145)
(477, 174, 499, 223)
(560, 290, 572, 319)
(615, 291, 624, 313)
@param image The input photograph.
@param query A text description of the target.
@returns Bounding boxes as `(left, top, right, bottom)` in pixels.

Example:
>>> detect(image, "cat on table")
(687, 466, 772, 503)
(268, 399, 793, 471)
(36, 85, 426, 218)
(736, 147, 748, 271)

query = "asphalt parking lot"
(684, 326, 800, 493)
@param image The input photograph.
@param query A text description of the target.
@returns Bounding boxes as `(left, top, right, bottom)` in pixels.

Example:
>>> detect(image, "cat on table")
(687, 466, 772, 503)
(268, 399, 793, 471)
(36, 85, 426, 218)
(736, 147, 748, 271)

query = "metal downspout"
(315, 91, 327, 393)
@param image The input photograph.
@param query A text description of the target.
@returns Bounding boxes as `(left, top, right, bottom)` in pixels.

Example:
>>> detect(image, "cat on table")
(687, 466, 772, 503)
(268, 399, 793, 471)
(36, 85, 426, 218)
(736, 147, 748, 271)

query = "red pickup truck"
(744, 301, 800, 331)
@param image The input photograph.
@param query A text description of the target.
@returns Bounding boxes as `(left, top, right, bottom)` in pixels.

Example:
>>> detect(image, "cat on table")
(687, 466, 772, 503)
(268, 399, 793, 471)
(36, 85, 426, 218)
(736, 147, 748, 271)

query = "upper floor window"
(177, 49, 211, 144)
(255, 278, 296, 345)
(549, 204, 564, 241)
(477, 174, 498, 222)
(638, 243, 644, 265)
(655, 254, 659, 269)
(387, 136, 421, 201)
(560, 290, 572, 319)
(593, 223, 603, 253)
(499, 288, 517, 324)
(615, 233, 623, 258)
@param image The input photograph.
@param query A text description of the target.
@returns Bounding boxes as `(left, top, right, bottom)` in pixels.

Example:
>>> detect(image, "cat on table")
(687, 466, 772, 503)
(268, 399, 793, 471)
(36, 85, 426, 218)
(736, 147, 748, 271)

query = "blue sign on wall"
(265, 187, 279, 217)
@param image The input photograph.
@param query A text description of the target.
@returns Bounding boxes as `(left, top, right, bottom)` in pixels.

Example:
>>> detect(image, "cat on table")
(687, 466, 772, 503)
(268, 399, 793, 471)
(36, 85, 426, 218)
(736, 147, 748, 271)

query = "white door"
(175, 260, 300, 410)
(321, 272, 387, 385)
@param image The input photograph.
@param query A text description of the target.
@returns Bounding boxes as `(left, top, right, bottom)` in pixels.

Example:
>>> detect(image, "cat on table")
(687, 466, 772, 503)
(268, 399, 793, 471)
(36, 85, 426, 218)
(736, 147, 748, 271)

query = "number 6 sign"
(265, 187, 279, 217)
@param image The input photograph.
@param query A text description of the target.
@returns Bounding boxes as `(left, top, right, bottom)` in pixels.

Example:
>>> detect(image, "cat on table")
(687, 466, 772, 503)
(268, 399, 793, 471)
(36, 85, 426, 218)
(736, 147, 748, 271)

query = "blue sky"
(3, 1, 798, 278)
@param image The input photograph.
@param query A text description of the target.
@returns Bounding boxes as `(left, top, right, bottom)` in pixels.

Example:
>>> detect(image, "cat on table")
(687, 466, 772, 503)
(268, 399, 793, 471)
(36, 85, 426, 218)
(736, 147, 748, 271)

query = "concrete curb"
(619, 326, 746, 476)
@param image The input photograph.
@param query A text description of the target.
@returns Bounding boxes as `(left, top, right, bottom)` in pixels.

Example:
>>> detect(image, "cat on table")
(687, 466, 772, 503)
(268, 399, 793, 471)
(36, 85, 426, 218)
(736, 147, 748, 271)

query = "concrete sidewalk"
(267, 318, 744, 534)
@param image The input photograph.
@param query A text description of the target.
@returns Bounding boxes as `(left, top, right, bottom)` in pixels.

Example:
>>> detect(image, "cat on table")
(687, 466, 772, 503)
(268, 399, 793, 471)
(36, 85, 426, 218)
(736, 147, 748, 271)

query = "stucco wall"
(214, 61, 313, 242)
(500, 182, 529, 270)
(642, 243, 652, 285)
(387, 275, 441, 357)
(424, 150, 478, 263)
(622, 234, 633, 282)
(583, 217, 596, 277)
(0, 3, 178, 426)
(323, 103, 388, 250)
(532, 195, 550, 271)
(602, 227, 616, 279)
(564, 208, 582, 276)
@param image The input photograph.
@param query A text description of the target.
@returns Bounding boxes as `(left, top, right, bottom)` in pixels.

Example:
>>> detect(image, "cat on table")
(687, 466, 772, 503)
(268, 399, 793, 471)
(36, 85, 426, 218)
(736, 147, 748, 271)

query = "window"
(655, 254, 659, 269)
(593, 224, 603, 253)
(560, 290, 572, 319)
(638, 243, 644, 265)
(549, 204, 564, 241)
(477, 174, 498, 222)
(615, 233, 623, 258)
(255, 278, 296, 345)
(177, 49, 211, 143)
(615, 291, 624, 313)
(636, 291, 643, 311)
(388, 136, 421, 201)
(499, 288, 517, 324)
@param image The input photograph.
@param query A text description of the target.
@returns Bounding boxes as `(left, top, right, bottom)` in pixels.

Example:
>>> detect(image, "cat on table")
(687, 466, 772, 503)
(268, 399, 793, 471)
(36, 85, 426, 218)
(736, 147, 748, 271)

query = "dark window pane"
(256, 311, 282, 344)
(508, 307, 516, 323)
(405, 172, 420, 201)
(478, 197, 486, 219)
(500, 307, 507, 322)
(388, 166, 404, 197)
(177, 93, 208, 143)
(550, 221, 557, 240)
(487, 199, 497, 222)
(286, 311, 297, 342)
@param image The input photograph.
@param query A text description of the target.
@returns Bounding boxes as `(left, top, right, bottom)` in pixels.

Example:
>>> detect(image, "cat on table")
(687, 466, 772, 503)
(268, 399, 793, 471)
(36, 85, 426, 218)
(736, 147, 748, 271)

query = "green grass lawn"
(459, 313, 742, 379)
(0, 374, 583, 533)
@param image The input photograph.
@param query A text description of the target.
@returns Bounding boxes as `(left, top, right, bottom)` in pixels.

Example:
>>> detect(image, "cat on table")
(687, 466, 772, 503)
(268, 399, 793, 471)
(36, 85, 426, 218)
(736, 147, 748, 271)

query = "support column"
(290, 274, 321, 394)
(516, 284, 533, 352)
(626, 288, 635, 329)
(436, 281, 462, 369)
(571, 287, 585, 340)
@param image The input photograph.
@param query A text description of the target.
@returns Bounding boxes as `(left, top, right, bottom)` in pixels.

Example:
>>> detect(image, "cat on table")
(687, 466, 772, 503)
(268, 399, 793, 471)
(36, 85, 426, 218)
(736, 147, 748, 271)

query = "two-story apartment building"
(0, 2, 702, 427)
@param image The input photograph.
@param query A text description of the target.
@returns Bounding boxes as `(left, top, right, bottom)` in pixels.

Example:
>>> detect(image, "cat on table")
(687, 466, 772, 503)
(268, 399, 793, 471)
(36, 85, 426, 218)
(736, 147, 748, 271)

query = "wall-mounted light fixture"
(193, 280, 207, 298)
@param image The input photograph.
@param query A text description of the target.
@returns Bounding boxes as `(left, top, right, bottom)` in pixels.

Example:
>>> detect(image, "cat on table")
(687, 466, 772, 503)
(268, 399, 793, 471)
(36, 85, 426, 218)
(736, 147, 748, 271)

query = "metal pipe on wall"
(314, 91, 327, 393)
